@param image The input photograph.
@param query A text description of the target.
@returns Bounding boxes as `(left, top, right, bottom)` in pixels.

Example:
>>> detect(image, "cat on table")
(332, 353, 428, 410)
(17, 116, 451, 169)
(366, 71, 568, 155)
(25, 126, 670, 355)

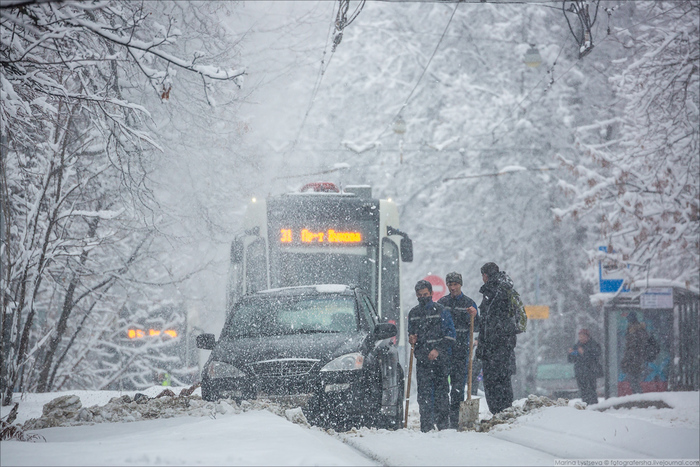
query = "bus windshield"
(271, 247, 378, 303)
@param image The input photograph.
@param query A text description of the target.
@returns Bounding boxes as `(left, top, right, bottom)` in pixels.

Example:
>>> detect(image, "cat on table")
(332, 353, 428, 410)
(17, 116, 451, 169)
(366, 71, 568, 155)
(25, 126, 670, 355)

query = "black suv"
(196, 285, 404, 429)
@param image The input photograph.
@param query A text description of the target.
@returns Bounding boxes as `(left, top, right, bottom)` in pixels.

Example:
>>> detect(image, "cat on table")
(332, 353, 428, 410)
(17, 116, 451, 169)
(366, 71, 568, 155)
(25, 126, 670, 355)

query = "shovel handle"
(467, 313, 475, 401)
(404, 344, 414, 428)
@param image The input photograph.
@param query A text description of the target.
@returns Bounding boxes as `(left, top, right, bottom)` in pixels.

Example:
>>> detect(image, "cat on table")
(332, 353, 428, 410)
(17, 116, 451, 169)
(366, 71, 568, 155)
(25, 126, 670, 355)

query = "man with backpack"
(437, 272, 479, 429)
(476, 262, 519, 414)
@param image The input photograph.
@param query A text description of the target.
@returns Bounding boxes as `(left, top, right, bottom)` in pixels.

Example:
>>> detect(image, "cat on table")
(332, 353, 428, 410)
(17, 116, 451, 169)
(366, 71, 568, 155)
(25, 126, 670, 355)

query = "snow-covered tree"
(0, 1, 242, 404)
(275, 1, 628, 390)
(556, 0, 699, 289)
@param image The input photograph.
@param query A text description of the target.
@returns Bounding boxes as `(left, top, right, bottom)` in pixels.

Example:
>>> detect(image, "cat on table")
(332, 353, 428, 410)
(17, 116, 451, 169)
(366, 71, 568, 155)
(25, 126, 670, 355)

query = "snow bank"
(17, 386, 310, 431)
(589, 391, 700, 429)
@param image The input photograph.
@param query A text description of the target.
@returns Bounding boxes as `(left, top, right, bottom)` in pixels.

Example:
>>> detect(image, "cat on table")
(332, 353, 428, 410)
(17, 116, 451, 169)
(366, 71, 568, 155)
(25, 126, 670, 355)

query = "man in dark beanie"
(437, 272, 479, 428)
(476, 262, 518, 414)
(408, 279, 456, 431)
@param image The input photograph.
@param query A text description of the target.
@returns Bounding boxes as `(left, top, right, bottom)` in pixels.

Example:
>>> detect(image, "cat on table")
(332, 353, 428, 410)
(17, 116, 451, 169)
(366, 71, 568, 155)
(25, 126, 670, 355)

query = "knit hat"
(445, 272, 462, 285)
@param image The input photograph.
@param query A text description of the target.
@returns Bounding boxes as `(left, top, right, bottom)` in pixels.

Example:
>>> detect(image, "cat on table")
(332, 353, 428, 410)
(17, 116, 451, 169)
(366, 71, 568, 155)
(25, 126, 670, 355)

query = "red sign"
(423, 275, 447, 301)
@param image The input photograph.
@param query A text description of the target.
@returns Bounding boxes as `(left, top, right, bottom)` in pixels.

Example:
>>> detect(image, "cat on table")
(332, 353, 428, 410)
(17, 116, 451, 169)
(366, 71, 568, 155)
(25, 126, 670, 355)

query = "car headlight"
(206, 361, 246, 379)
(320, 353, 364, 372)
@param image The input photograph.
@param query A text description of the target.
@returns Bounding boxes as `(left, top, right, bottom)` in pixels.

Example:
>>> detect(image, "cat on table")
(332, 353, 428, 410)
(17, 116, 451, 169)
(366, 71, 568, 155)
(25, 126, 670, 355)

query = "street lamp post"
(393, 116, 406, 164)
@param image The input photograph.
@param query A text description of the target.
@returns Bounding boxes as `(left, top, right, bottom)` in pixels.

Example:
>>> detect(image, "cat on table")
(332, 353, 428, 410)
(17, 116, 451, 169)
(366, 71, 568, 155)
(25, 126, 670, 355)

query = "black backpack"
(487, 286, 527, 334)
(507, 288, 527, 334)
(645, 334, 660, 362)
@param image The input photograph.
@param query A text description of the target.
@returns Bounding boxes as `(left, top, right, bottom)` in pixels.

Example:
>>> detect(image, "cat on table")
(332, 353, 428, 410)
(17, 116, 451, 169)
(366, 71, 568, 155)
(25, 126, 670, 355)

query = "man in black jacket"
(568, 328, 602, 406)
(476, 262, 517, 414)
(408, 280, 457, 432)
(437, 272, 479, 429)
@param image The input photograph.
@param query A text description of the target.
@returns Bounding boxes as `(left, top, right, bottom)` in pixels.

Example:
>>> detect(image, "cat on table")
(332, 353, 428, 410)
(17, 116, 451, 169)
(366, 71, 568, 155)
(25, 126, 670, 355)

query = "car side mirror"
(373, 322, 397, 341)
(196, 333, 216, 350)
(400, 237, 413, 262)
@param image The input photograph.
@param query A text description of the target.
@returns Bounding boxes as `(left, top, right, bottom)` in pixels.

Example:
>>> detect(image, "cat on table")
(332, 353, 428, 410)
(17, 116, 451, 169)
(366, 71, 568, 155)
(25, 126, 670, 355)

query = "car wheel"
(380, 366, 404, 430)
(367, 366, 404, 430)
(391, 367, 405, 430)
(201, 381, 217, 402)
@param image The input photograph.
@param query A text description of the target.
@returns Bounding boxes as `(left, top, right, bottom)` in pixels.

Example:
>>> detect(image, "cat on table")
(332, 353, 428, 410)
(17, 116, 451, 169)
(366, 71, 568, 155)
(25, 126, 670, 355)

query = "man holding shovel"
(408, 280, 456, 432)
(437, 272, 479, 429)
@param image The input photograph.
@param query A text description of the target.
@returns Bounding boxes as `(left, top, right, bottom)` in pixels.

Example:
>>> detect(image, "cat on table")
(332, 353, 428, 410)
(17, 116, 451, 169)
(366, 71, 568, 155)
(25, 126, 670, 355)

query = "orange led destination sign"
(128, 329, 178, 339)
(280, 228, 362, 244)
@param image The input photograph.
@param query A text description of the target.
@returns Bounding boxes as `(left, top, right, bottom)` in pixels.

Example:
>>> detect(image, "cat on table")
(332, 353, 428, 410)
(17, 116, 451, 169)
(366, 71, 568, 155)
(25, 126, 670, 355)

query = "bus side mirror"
(387, 226, 413, 262)
(231, 240, 244, 264)
(400, 237, 413, 262)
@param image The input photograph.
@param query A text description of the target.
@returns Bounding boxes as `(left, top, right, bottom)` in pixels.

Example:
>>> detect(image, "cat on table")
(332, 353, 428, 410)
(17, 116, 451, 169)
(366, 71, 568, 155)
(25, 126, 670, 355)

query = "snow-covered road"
(2, 389, 698, 466)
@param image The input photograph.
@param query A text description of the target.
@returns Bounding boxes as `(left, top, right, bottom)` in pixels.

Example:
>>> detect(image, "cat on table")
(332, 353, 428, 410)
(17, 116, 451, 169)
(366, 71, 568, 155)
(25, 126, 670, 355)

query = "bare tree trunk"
(37, 216, 100, 392)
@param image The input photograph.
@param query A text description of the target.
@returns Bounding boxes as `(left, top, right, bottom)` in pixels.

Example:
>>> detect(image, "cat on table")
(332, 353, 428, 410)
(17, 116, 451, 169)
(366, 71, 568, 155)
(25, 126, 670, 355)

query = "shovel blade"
(458, 398, 480, 431)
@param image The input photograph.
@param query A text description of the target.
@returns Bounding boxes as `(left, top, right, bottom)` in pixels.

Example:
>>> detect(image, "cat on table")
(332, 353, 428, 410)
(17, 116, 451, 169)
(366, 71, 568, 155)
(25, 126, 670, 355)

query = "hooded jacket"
(477, 271, 517, 364)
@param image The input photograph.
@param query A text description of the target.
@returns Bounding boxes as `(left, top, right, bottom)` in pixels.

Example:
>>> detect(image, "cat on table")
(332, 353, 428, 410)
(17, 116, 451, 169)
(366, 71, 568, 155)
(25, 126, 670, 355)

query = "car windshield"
(223, 295, 359, 338)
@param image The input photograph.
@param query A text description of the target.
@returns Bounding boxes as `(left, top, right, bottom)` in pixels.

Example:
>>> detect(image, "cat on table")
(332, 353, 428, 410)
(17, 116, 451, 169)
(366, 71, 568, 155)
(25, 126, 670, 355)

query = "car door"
(358, 291, 401, 412)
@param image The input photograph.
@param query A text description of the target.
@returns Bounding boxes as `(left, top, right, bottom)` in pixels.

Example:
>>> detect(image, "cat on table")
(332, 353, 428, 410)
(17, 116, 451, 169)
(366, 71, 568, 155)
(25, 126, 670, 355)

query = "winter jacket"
(621, 323, 648, 376)
(408, 299, 456, 364)
(476, 271, 517, 365)
(437, 293, 479, 357)
(567, 339, 602, 380)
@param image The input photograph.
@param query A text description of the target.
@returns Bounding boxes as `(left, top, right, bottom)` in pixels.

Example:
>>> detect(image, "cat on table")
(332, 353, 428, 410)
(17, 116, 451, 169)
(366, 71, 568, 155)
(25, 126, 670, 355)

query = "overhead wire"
(288, 0, 685, 171)
(374, 1, 460, 141)
(482, 0, 688, 147)
(288, 1, 340, 154)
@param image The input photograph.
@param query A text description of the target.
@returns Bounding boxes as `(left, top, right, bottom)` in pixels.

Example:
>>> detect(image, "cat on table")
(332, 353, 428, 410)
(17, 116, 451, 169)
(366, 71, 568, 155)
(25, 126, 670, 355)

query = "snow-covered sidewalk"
(2, 388, 698, 466)
(3, 410, 374, 466)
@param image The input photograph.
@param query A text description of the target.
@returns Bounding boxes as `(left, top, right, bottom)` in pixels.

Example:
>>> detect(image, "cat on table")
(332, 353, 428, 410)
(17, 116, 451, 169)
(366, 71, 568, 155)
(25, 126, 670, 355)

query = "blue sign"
(598, 246, 630, 293)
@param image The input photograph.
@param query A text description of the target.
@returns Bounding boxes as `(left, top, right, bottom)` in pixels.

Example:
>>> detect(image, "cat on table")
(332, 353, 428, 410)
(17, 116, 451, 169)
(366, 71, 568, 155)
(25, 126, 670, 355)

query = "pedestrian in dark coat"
(567, 329, 602, 406)
(408, 279, 457, 432)
(621, 312, 648, 394)
(437, 271, 479, 429)
(476, 262, 517, 415)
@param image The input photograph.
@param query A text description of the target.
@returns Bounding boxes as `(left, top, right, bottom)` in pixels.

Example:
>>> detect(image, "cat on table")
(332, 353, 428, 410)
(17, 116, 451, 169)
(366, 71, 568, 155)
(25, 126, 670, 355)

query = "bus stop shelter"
(602, 281, 699, 398)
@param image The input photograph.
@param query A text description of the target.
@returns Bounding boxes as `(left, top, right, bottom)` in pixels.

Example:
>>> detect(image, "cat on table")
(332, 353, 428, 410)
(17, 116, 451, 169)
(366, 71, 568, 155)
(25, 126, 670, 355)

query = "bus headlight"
(206, 361, 246, 379)
(320, 353, 364, 371)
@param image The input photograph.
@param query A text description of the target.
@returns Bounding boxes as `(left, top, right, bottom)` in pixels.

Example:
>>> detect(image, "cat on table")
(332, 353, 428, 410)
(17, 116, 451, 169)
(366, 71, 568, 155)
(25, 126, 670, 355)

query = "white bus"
(227, 182, 413, 351)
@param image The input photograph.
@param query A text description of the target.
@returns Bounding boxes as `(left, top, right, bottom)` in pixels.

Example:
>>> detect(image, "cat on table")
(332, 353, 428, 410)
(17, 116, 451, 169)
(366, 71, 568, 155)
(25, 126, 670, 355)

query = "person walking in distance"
(476, 262, 518, 415)
(437, 272, 479, 429)
(408, 280, 457, 432)
(621, 312, 648, 394)
(567, 329, 602, 406)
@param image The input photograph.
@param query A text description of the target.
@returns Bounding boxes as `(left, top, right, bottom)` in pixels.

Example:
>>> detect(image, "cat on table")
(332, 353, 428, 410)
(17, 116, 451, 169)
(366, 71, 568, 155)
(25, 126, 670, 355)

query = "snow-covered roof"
(590, 278, 699, 306)
(256, 284, 352, 295)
